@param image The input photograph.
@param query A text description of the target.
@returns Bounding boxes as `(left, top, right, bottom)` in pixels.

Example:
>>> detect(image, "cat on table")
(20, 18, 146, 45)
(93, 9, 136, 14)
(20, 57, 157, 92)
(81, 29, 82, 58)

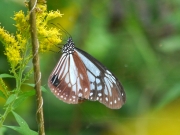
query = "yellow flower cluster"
(0, 3, 63, 68)
(5, 46, 22, 67)
(36, 4, 63, 52)
(13, 10, 29, 33)
(0, 27, 22, 67)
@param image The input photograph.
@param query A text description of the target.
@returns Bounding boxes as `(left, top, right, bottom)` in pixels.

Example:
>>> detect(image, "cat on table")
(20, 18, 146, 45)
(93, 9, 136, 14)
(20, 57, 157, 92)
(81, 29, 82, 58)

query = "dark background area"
(0, 0, 180, 135)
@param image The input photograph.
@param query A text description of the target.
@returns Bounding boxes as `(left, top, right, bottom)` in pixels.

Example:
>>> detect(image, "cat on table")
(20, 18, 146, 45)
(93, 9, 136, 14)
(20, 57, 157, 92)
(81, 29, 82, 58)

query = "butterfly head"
(62, 37, 75, 54)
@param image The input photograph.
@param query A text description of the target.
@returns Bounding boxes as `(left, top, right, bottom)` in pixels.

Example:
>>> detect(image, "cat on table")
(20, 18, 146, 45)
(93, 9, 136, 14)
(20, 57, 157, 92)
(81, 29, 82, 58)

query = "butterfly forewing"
(75, 48, 126, 109)
(48, 51, 90, 104)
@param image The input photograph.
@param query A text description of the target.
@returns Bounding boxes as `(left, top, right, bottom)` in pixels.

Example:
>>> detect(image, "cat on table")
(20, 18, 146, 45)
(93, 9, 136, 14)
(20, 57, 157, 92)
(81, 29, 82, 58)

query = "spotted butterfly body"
(48, 37, 126, 109)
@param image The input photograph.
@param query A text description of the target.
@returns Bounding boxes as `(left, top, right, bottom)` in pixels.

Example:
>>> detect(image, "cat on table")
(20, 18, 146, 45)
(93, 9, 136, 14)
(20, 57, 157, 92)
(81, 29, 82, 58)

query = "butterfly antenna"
(50, 23, 72, 40)
(57, 23, 72, 38)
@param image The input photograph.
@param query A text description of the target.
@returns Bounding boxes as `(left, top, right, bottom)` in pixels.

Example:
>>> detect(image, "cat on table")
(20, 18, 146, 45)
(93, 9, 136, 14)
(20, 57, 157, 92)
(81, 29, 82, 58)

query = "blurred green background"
(0, 0, 180, 135)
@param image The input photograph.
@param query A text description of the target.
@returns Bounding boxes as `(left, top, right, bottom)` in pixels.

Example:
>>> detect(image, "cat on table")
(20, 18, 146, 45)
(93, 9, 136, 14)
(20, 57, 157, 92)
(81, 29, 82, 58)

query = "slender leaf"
(4, 111, 38, 135)
(13, 90, 35, 109)
(0, 74, 14, 78)
(5, 94, 16, 106)
(24, 83, 48, 92)
(41, 85, 48, 92)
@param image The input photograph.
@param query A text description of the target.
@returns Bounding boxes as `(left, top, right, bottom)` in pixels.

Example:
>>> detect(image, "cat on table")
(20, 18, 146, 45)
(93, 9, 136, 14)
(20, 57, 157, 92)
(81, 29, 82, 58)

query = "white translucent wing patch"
(75, 48, 126, 109)
(48, 52, 90, 104)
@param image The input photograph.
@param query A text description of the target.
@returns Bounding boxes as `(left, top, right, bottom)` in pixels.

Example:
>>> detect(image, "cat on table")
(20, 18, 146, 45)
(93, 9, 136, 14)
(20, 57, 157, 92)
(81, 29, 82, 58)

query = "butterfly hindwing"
(75, 48, 126, 109)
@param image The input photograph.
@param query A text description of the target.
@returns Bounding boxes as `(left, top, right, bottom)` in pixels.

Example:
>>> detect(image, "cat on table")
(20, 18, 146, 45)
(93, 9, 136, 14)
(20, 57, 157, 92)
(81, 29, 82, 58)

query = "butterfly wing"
(48, 52, 90, 104)
(75, 48, 126, 109)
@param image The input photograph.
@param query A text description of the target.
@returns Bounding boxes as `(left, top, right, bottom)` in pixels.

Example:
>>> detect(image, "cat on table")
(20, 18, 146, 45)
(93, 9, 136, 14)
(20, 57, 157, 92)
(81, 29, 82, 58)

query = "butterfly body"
(48, 37, 126, 109)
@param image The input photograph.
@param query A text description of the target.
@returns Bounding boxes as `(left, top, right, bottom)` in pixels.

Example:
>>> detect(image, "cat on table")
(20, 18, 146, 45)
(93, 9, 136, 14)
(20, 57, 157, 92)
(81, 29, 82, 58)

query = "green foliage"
(4, 112, 38, 135)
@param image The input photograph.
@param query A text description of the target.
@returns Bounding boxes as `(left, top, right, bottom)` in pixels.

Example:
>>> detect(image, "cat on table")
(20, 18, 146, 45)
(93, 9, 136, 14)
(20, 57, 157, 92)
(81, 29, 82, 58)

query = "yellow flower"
(13, 10, 29, 33)
(5, 46, 22, 67)
(16, 34, 27, 51)
(38, 27, 62, 52)
(35, 5, 63, 52)
(0, 27, 22, 67)
(46, 10, 63, 22)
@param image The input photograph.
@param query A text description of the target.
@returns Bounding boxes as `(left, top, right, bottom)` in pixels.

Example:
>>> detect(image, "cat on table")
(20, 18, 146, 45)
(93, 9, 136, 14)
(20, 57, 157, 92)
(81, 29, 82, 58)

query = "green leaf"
(5, 94, 16, 106)
(23, 83, 48, 92)
(13, 90, 35, 109)
(23, 83, 35, 87)
(0, 90, 6, 99)
(0, 74, 14, 78)
(41, 85, 48, 92)
(4, 111, 38, 135)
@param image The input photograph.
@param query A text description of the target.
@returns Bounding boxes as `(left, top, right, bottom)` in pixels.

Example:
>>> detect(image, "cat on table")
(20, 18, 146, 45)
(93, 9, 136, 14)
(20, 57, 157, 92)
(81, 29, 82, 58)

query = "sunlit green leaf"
(0, 74, 14, 78)
(5, 94, 16, 106)
(23, 83, 48, 92)
(4, 111, 38, 135)
(13, 90, 35, 109)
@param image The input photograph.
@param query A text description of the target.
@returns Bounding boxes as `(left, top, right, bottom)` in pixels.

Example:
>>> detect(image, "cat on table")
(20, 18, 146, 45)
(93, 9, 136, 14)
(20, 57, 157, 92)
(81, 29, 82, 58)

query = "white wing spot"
(97, 85, 102, 91)
(72, 96, 76, 99)
(96, 97, 99, 100)
(78, 93, 82, 97)
(96, 78, 100, 84)
(106, 70, 112, 75)
(68, 83, 71, 87)
(80, 74, 83, 80)
(90, 97, 93, 99)
(122, 93, 124, 96)
(90, 83, 95, 90)
(54, 90, 57, 93)
(110, 101, 112, 105)
(70, 98, 72, 101)
(85, 88, 88, 92)
(64, 97, 66, 100)
(105, 97, 108, 101)
(65, 74, 69, 83)
(90, 92, 93, 96)
(72, 85, 76, 92)
(61, 95, 63, 98)
(114, 100, 117, 104)
(118, 97, 120, 101)
(98, 93, 102, 97)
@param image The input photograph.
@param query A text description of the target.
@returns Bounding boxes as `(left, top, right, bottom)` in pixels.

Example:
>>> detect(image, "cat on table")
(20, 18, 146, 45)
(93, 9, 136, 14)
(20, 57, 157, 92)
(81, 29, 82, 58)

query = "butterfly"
(48, 37, 126, 109)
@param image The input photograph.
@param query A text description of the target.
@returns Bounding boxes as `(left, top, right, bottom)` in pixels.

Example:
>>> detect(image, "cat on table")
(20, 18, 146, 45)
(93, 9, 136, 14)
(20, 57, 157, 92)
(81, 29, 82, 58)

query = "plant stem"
(29, 0, 45, 134)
